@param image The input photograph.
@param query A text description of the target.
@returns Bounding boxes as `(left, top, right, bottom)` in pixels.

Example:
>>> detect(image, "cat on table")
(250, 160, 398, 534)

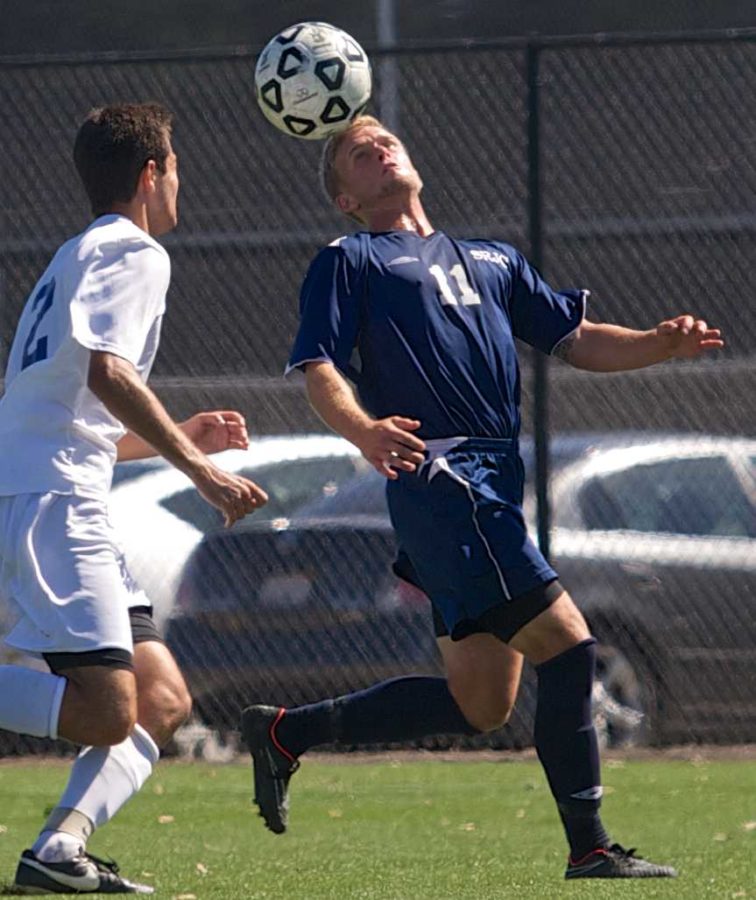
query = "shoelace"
(82, 851, 121, 876)
(571, 843, 641, 867)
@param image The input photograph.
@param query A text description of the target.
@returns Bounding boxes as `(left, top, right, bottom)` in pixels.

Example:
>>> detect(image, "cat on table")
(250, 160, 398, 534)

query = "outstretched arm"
(117, 410, 250, 461)
(90, 351, 267, 525)
(554, 315, 724, 372)
(304, 360, 426, 479)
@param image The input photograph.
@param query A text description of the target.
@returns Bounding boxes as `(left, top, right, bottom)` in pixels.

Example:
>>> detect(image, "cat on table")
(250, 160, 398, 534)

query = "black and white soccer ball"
(254, 22, 372, 141)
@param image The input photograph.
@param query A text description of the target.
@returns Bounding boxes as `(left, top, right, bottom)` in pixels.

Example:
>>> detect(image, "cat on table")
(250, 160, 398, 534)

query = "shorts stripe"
(428, 457, 512, 601)
(388, 437, 557, 637)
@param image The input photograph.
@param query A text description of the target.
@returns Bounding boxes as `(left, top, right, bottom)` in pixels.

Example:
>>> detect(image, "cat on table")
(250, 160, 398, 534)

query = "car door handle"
(619, 562, 662, 590)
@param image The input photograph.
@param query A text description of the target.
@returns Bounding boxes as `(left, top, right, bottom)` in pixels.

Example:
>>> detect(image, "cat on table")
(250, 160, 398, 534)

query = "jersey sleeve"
(507, 248, 587, 354)
(70, 240, 170, 366)
(286, 243, 363, 379)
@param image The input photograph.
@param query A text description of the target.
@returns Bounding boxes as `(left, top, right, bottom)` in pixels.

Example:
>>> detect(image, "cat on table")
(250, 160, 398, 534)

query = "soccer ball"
(254, 22, 372, 141)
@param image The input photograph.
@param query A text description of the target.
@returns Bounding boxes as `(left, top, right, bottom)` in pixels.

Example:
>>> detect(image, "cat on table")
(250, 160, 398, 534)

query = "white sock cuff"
(0, 666, 67, 739)
(132, 723, 160, 766)
(48, 675, 67, 740)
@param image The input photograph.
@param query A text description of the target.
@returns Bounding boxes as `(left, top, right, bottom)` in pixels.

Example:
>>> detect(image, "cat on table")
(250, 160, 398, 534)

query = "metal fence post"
(526, 41, 551, 562)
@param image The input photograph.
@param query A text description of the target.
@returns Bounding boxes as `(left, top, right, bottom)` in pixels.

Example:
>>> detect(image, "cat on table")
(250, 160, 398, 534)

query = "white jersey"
(0, 214, 170, 499)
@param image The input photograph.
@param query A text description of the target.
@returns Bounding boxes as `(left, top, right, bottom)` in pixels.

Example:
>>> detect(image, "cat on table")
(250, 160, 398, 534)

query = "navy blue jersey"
(287, 230, 586, 440)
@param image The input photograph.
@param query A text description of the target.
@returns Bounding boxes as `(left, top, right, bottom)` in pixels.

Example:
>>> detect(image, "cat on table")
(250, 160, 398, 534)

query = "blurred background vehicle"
(544, 435, 756, 745)
(164, 432, 755, 748)
(108, 435, 365, 628)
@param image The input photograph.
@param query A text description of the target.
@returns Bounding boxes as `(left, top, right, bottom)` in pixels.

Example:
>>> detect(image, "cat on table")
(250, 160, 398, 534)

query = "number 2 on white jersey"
(21, 278, 56, 370)
(429, 264, 481, 307)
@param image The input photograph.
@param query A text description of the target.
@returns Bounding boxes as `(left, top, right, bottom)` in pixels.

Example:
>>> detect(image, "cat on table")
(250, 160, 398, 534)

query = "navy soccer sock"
(274, 676, 479, 757)
(534, 638, 611, 861)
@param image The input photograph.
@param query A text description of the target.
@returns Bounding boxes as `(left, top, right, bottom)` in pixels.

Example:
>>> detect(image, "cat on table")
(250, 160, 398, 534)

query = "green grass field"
(0, 755, 754, 899)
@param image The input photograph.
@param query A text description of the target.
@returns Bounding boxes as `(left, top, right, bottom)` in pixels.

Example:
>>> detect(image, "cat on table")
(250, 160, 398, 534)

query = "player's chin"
(381, 172, 417, 194)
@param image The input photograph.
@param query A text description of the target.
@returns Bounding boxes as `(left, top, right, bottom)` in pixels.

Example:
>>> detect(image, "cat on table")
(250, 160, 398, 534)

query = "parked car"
(165, 432, 755, 746)
(107, 436, 366, 627)
(546, 435, 756, 744)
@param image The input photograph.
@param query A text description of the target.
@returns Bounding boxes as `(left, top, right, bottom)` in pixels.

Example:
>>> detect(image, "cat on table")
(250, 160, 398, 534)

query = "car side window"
(159, 456, 366, 533)
(578, 456, 755, 537)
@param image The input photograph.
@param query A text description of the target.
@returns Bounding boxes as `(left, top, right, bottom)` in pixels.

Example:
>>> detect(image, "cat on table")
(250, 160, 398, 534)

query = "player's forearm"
(304, 361, 374, 446)
(89, 352, 211, 478)
(560, 321, 672, 372)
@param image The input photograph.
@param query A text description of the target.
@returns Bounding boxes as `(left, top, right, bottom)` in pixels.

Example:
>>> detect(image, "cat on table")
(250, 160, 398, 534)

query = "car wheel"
(593, 641, 655, 748)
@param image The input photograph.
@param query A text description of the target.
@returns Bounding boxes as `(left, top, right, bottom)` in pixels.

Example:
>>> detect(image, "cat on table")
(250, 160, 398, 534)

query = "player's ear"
(336, 191, 358, 216)
(138, 160, 158, 196)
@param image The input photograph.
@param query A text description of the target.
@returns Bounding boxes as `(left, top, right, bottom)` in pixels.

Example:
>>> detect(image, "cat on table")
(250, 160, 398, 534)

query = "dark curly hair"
(73, 103, 173, 216)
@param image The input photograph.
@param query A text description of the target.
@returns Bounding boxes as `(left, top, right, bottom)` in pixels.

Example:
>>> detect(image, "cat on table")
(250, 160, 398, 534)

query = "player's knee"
(141, 679, 192, 738)
(171, 683, 193, 731)
(453, 692, 514, 733)
(96, 679, 138, 744)
(96, 705, 137, 746)
(468, 702, 514, 733)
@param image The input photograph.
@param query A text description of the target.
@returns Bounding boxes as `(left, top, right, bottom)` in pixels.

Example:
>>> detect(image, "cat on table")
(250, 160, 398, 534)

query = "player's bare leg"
(15, 642, 191, 894)
(56, 666, 137, 746)
(134, 640, 193, 748)
(438, 632, 523, 732)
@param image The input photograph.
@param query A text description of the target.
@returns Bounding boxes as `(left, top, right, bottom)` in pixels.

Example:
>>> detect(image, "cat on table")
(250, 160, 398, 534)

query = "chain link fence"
(1, 31, 754, 754)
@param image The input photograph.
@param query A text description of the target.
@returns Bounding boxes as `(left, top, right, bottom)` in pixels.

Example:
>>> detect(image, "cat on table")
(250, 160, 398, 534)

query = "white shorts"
(0, 492, 150, 657)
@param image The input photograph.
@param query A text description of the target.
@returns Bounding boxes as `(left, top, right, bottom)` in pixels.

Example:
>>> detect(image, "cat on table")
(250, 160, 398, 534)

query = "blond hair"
(319, 114, 384, 204)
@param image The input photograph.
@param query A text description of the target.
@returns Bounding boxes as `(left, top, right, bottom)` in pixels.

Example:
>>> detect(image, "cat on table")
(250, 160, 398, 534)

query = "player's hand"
(357, 416, 426, 480)
(193, 465, 268, 528)
(656, 315, 724, 359)
(180, 410, 249, 454)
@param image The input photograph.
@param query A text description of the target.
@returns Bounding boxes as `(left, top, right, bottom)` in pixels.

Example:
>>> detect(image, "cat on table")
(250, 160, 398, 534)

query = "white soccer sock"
(32, 723, 160, 861)
(32, 831, 83, 863)
(0, 665, 66, 738)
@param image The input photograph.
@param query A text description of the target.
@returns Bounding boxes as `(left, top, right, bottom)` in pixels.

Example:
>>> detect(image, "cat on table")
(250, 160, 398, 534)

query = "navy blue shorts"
(387, 438, 560, 643)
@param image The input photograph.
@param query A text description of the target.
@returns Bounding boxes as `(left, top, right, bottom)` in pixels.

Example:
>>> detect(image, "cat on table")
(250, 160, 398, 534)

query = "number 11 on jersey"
(429, 264, 481, 307)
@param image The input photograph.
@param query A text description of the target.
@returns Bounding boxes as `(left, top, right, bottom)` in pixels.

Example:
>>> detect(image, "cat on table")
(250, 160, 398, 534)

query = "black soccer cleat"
(565, 843, 678, 879)
(14, 848, 155, 894)
(240, 704, 300, 835)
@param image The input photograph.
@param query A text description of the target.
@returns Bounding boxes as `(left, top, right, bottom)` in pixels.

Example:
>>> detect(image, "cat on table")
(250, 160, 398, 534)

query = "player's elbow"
(88, 350, 115, 390)
(303, 359, 337, 386)
(87, 350, 132, 399)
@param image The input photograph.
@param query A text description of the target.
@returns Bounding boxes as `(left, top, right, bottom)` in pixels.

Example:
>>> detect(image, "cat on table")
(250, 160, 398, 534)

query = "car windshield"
(578, 455, 756, 537)
(292, 467, 388, 518)
(159, 455, 368, 534)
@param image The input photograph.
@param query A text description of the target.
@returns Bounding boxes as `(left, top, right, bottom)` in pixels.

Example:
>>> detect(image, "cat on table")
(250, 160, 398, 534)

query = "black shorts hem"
(44, 648, 134, 673)
(41, 607, 163, 673)
(432, 578, 564, 644)
(129, 606, 164, 645)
